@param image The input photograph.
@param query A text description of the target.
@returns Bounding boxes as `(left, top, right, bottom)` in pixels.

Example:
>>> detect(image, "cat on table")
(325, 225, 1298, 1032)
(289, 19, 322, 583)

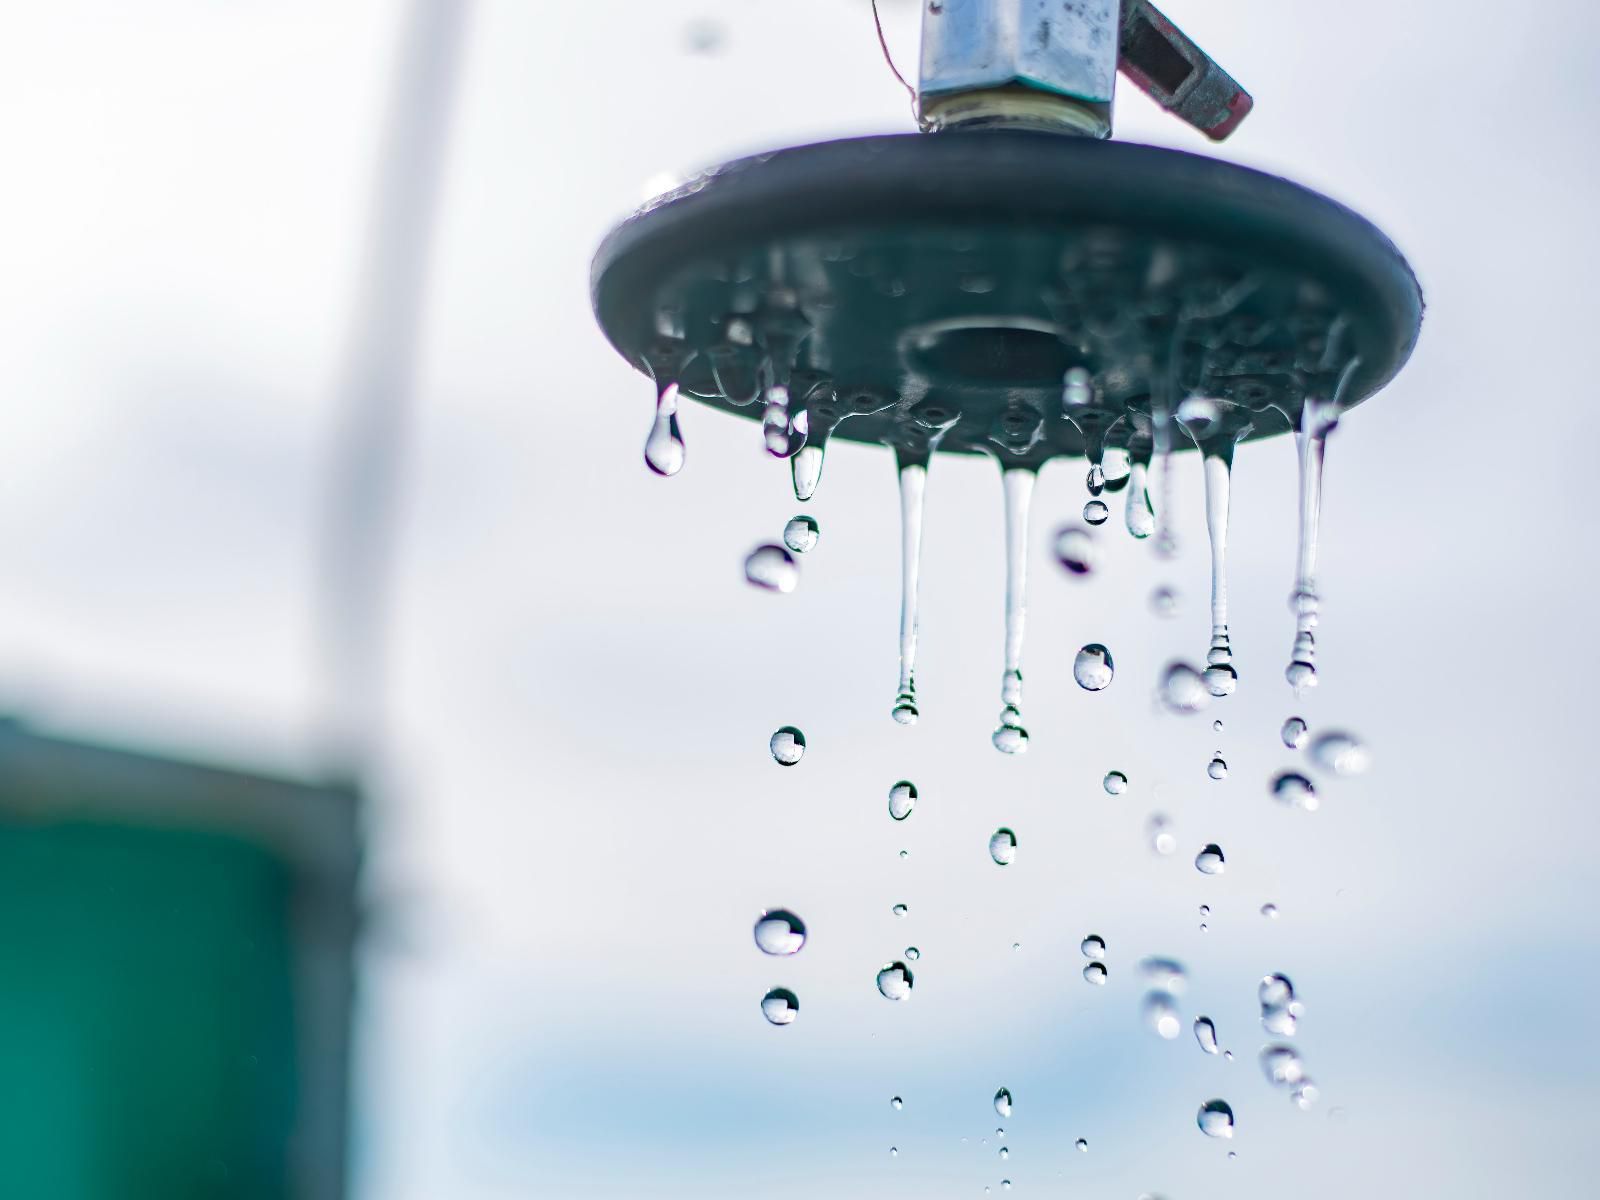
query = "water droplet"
(1160, 662, 1210, 714)
(1082, 499, 1109, 525)
(905, 946, 920, 961)
(1212, 719, 1224, 733)
(888, 780, 918, 821)
(994, 1088, 1013, 1117)
(991, 720, 1029, 754)
(1075, 1138, 1088, 1152)
(1011, 941, 1021, 952)
(995, 1128, 1004, 1140)
(1083, 961, 1107, 984)
(1260, 1045, 1305, 1086)
(1139, 957, 1188, 993)
(1259, 973, 1295, 1008)
(1147, 814, 1177, 855)
(744, 544, 798, 593)
(891, 1095, 903, 1110)
(1281, 716, 1308, 748)
(876, 961, 914, 1000)
(1143, 991, 1181, 1039)
(1207, 753, 1228, 780)
(753, 909, 807, 955)
(892, 903, 908, 918)
(898, 849, 909, 859)
(989, 827, 1018, 866)
(1001, 1182, 1011, 1191)
(762, 385, 797, 457)
(1292, 1081, 1321, 1110)
(1199, 904, 1211, 916)
(1053, 525, 1096, 576)
(1309, 730, 1371, 776)
(1103, 770, 1128, 795)
(1264, 1005, 1300, 1036)
(1150, 585, 1178, 618)
(1073, 643, 1115, 691)
(1259, 973, 1300, 1034)
(1195, 844, 1226, 875)
(1194, 1016, 1219, 1054)
(1261, 903, 1279, 919)
(1271, 771, 1319, 811)
(644, 382, 687, 476)
(782, 514, 819, 553)
(790, 441, 826, 502)
(1197, 1099, 1235, 1138)
(769, 726, 806, 766)
(1080, 934, 1105, 958)
(761, 986, 798, 1024)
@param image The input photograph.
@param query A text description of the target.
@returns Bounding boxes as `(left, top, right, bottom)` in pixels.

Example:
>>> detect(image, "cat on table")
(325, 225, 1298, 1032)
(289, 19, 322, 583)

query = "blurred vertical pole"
(317, 0, 471, 778)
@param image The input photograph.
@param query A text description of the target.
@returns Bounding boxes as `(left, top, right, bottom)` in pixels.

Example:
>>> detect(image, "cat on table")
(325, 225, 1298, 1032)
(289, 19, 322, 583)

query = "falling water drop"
(1260, 1045, 1305, 1086)
(1139, 957, 1188, 993)
(1103, 770, 1128, 795)
(1286, 394, 1342, 692)
(1147, 814, 1177, 856)
(892, 903, 908, 918)
(1194, 1016, 1220, 1055)
(760, 986, 799, 1025)
(1160, 663, 1210, 714)
(1083, 961, 1107, 985)
(989, 827, 1018, 866)
(1053, 524, 1096, 576)
(644, 381, 687, 476)
(753, 909, 807, 955)
(1309, 731, 1371, 776)
(744, 544, 799, 593)
(1212, 718, 1224, 733)
(992, 468, 1036, 752)
(1197, 1100, 1235, 1139)
(891, 1096, 903, 1110)
(1075, 1138, 1089, 1152)
(1195, 844, 1226, 874)
(1259, 973, 1300, 1035)
(1083, 499, 1109, 525)
(761, 385, 796, 457)
(1080, 934, 1105, 958)
(888, 780, 918, 821)
(994, 1088, 1013, 1118)
(1207, 753, 1228, 780)
(1291, 1081, 1321, 1110)
(1261, 903, 1279, 919)
(997, 1146, 1009, 1161)
(1150, 585, 1178, 618)
(1073, 644, 1115, 691)
(876, 961, 915, 1001)
(891, 453, 926, 724)
(904, 946, 921, 961)
(889, 1146, 898, 1158)
(1086, 462, 1106, 496)
(782, 514, 819, 554)
(1271, 771, 1319, 811)
(1143, 991, 1182, 1039)
(1281, 716, 1309, 749)
(769, 726, 805, 766)
(790, 440, 825, 501)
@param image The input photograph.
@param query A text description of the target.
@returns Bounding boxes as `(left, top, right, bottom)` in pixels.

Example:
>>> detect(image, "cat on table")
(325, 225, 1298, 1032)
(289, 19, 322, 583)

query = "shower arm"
(918, 0, 1252, 141)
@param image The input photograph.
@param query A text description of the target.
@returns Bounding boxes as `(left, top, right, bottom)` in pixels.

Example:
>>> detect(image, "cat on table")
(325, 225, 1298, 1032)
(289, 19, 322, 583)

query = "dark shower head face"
(592, 132, 1422, 468)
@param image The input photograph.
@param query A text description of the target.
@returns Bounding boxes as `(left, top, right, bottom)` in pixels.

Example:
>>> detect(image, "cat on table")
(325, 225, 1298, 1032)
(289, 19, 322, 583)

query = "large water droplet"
(769, 726, 806, 766)
(753, 909, 807, 955)
(1271, 771, 1319, 811)
(1073, 643, 1115, 691)
(888, 780, 918, 821)
(994, 1088, 1013, 1118)
(1260, 1045, 1305, 1086)
(760, 986, 798, 1025)
(1103, 770, 1128, 795)
(1053, 525, 1096, 576)
(1194, 1016, 1219, 1055)
(1259, 973, 1295, 1008)
(1160, 663, 1210, 714)
(783, 514, 819, 554)
(644, 381, 687, 476)
(1147, 814, 1177, 856)
(744, 544, 798, 593)
(1083, 961, 1107, 985)
(1143, 991, 1181, 1039)
(1309, 731, 1371, 776)
(876, 961, 914, 1000)
(1195, 844, 1226, 875)
(1082, 499, 1109, 525)
(1259, 973, 1300, 1035)
(1197, 1099, 1235, 1139)
(989, 827, 1018, 866)
(790, 441, 825, 502)
(991, 715, 1028, 755)
(1081, 934, 1105, 958)
(1281, 716, 1308, 749)
(1207, 753, 1228, 780)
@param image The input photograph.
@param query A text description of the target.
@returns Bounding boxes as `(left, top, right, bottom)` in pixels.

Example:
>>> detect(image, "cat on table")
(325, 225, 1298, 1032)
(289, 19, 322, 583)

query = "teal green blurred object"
(0, 720, 359, 1200)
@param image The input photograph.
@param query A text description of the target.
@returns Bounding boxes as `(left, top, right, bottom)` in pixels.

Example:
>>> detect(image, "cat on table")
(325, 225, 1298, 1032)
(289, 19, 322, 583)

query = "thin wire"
(871, 0, 924, 127)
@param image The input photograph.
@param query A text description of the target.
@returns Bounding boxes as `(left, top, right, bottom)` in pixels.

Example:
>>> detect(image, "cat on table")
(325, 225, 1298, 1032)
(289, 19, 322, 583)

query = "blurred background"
(0, 0, 1596, 1197)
